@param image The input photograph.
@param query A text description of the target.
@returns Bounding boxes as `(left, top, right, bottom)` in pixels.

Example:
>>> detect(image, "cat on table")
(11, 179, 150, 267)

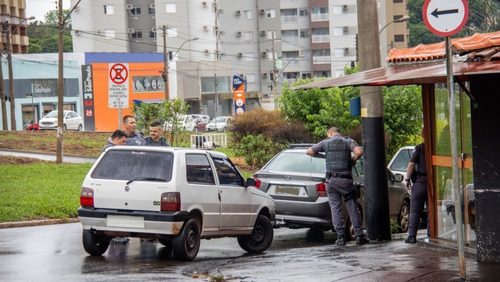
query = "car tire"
(172, 218, 201, 261)
(398, 200, 410, 233)
(237, 215, 273, 253)
(78, 124, 83, 131)
(82, 230, 110, 256)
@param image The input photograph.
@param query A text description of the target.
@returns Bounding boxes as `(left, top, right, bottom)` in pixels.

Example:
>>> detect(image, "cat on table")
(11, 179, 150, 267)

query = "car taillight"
(80, 187, 94, 208)
(315, 182, 327, 197)
(252, 177, 262, 189)
(161, 192, 181, 211)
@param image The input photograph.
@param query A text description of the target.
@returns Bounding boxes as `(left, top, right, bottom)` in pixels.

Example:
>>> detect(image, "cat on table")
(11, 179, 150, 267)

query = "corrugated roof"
(387, 31, 500, 62)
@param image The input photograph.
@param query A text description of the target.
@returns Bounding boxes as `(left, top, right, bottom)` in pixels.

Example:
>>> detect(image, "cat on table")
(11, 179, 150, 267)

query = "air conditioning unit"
(203, 25, 209, 31)
(218, 9, 224, 14)
(237, 52, 243, 57)
(261, 51, 267, 58)
(235, 10, 241, 16)
(262, 73, 268, 79)
(344, 48, 349, 55)
(127, 28, 135, 33)
(126, 4, 134, 10)
(74, 30, 80, 35)
(259, 9, 265, 15)
(202, 1, 208, 7)
(260, 30, 266, 37)
(151, 27, 156, 32)
(236, 31, 242, 37)
(149, 4, 155, 9)
(342, 5, 348, 12)
(204, 49, 210, 54)
(343, 26, 348, 33)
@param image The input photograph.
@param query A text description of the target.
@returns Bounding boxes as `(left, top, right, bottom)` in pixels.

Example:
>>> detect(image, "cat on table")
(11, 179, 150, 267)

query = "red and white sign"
(108, 63, 129, 109)
(422, 0, 468, 37)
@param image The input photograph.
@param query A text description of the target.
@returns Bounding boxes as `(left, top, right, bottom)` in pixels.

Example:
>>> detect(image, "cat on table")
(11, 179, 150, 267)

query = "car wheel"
(78, 124, 83, 131)
(398, 201, 410, 233)
(82, 230, 110, 256)
(237, 215, 273, 253)
(172, 218, 201, 261)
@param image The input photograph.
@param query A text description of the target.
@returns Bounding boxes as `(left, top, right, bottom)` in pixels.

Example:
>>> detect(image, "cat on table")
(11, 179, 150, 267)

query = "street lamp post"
(379, 15, 410, 34)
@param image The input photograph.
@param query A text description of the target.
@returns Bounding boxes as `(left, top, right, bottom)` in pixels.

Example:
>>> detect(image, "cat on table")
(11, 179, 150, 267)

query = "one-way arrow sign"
(423, 0, 468, 37)
(431, 8, 459, 18)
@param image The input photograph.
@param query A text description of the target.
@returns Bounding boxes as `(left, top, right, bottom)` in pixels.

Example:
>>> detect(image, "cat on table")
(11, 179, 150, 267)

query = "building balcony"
(311, 34, 329, 43)
(281, 15, 298, 23)
(311, 13, 329, 22)
(312, 56, 331, 64)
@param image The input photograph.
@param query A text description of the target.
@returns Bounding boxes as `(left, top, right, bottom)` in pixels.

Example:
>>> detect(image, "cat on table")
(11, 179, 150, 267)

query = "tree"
(27, 10, 73, 53)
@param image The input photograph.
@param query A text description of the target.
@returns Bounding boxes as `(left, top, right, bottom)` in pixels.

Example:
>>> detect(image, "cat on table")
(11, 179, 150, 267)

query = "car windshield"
(92, 150, 174, 181)
(390, 149, 413, 172)
(45, 111, 58, 118)
(265, 151, 326, 173)
(214, 117, 227, 122)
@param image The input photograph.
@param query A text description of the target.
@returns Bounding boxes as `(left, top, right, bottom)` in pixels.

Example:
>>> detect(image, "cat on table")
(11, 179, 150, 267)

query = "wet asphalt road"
(1, 223, 496, 281)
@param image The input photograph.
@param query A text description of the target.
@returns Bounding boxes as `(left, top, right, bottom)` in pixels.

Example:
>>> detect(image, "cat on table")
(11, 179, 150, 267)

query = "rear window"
(265, 151, 326, 173)
(389, 149, 413, 172)
(92, 150, 173, 181)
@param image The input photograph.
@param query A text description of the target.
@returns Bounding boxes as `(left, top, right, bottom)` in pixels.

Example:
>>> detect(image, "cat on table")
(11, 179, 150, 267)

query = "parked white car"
(164, 115, 196, 131)
(39, 110, 83, 131)
(78, 147, 275, 261)
(206, 116, 232, 132)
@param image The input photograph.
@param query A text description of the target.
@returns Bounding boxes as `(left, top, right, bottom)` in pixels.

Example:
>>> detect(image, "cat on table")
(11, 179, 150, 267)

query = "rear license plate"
(275, 185, 305, 196)
(106, 215, 144, 228)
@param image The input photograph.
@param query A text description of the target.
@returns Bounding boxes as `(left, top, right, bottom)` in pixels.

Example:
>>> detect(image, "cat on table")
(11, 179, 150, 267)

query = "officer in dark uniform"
(307, 126, 367, 246)
(145, 121, 170, 146)
(405, 141, 427, 243)
(123, 115, 146, 146)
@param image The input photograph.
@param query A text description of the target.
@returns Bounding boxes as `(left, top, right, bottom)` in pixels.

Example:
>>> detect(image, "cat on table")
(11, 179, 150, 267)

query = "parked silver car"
(252, 144, 411, 236)
(39, 110, 83, 131)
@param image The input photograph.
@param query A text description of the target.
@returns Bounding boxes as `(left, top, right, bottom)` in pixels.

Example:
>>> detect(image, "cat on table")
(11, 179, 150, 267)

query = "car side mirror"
(393, 173, 404, 183)
(245, 177, 257, 188)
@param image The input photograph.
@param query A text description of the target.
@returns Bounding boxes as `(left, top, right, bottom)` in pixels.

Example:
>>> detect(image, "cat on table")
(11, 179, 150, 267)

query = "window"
(149, 30, 156, 39)
(186, 154, 215, 185)
(299, 8, 309, 16)
(244, 10, 252, 19)
(104, 30, 115, 39)
(92, 150, 173, 182)
(131, 31, 143, 39)
(103, 5, 114, 15)
(245, 74, 255, 82)
(244, 52, 255, 62)
(266, 9, 276, 18)
(394, 34, 405, 42)
(300, 29, 309, 38)
(148, 5, 155, 15)
(267, 30, 276, 40)
(201, 76, 230, 93)
(393, 0, 404, 3)
(243, 31, 253, 41)
(302, 72, 312, 79)
(166, 3, 176, 13)
(167, 27, 177, 37)
(130, 7, 141, 15)
(213, 158, 244, 186)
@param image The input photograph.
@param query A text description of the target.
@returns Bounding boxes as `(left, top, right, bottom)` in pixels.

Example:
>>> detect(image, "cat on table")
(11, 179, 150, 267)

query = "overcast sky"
(25, 0, 70, 22)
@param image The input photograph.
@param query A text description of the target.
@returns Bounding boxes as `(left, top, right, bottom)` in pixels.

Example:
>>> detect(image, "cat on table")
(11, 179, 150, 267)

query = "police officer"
(102, 129, 127, 152)
(405, 139, 427, 244)
(145, 121, 169, 146)
(122, 115, 146, 146)
(307, 126, 367, 246)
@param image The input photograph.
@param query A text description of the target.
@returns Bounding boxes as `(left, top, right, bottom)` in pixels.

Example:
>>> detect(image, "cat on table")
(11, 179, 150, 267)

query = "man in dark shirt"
(405, 140, 427, 244)
(102, 130, 127, 152)
(123, 115, 146, 146)
(145, 121, 169, 146)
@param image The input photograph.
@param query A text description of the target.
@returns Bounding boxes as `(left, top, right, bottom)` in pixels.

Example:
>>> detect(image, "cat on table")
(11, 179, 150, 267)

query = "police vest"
(325, 136, 351, 173)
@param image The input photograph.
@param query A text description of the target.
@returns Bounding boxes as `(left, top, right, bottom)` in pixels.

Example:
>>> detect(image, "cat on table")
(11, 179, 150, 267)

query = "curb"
(0, 218, 79, 229)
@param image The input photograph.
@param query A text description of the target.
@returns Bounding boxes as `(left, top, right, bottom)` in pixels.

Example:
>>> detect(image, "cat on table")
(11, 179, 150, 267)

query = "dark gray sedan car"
(252, 145, 411, 237)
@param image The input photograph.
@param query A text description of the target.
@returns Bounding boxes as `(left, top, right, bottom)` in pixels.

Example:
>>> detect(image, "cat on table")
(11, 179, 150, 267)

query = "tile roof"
(386, 31, 500, 63)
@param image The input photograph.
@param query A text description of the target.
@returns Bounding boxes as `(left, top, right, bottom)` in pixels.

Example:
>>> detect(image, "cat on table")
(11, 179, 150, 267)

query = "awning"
(294, 61, 500, 90)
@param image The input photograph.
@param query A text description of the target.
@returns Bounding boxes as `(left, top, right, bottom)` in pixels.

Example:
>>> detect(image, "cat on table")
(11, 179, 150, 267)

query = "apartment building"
(0, 0, 30, 54)
(71, 0, 281, 112)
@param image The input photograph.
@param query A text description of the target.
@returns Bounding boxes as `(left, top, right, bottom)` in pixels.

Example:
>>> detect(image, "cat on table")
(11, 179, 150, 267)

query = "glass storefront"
(432, 83, 475, 247)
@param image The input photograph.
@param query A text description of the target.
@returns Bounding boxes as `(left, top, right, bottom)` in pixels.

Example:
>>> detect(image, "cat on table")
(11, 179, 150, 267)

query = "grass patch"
(0, 162, 92, 222)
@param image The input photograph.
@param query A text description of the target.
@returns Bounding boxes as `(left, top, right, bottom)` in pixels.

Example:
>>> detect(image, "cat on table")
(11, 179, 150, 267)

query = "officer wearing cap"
(307, 126, 367, 246)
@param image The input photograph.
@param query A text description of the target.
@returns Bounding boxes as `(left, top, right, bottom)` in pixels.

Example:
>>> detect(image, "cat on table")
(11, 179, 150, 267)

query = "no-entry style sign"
(423, 0, 468, 37)
(108, 63, 129, 109)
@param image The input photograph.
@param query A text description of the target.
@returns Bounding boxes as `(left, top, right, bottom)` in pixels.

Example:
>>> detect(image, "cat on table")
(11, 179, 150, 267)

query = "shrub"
(234, 134, 285, 169)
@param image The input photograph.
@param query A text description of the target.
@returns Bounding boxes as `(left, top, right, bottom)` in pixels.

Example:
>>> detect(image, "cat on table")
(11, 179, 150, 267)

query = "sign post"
(108, 63, 129, 129)
(232, 75, 246, 115)
(423, 0, 468, 279)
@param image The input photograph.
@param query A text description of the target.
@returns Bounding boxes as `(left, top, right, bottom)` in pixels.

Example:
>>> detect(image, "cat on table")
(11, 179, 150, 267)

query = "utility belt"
(326, 171, 352, 179)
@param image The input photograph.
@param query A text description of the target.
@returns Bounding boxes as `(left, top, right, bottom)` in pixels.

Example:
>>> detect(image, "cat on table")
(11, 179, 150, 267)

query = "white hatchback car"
(164, 115, 196, 131)
(39, 110, 83, 131)
(206, 116, 232, 132)
(78, 147, 275, 261)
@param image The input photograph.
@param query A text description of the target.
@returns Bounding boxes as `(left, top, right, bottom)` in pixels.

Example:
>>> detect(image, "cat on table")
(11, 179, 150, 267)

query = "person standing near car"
(145, 121, 169, 146)
(102, 130, 127, 151)
(405, 134, 428, 244)
(307, 126, 368, 246)
(122, 115, 146, 145)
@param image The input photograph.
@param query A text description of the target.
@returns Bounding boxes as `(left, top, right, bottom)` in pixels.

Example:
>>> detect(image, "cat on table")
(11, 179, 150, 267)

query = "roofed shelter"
(296, 31, 500, 262)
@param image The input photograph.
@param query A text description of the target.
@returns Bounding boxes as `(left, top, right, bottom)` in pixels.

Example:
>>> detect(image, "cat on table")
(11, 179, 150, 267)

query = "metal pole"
(214, 0, 219, 118)
(0, 52, 7, 130)
(31, 92, 34, 123)
(6, 25, 15, 130)
(56, 0, 64, 164)
(272, 33, 278, 109)
(162, 25, 168, 100)
(446, 36, 466, 279)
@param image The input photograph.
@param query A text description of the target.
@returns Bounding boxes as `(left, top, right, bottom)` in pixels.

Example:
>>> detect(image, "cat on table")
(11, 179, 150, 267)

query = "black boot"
(405, 236, 417, 244)
(356, 235, 369, 245)
(336, 235, 346, 246)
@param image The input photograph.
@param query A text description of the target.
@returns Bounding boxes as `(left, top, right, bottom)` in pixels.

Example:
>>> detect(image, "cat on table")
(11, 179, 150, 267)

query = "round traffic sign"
(109, 63, 129, 85)
(422, 0, 468, 37)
